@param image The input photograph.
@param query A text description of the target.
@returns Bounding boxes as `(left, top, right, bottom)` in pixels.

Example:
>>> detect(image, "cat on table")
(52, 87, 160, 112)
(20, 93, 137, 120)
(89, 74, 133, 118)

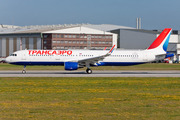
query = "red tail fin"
(147, 28, 172, 50)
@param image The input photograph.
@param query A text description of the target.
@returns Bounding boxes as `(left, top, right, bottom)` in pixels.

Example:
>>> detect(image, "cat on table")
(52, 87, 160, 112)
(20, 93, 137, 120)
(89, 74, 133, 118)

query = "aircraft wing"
(73, 45, 115, 66)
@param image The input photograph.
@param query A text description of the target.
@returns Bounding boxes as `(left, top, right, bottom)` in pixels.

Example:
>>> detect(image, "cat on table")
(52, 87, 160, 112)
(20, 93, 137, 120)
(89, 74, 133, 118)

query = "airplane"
(5, 28, 172, 74)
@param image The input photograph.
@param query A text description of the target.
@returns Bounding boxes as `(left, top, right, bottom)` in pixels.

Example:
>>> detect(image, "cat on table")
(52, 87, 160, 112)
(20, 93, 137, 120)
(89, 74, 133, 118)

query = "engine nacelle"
(64, 62, 78, 70)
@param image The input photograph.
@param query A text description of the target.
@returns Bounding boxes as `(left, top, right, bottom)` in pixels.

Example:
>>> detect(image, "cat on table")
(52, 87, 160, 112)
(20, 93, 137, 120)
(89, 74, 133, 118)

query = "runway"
(0, 70, 180, 77)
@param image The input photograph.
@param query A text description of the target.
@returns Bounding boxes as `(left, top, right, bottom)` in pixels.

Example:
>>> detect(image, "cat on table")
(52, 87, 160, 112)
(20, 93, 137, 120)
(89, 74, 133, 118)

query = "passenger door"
(143, 52, 148, 61)
(21, 51, 26, 60)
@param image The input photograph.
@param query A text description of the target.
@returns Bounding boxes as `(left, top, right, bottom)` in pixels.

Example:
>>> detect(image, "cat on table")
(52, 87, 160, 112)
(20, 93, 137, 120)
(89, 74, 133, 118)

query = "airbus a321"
(5, 28, 172, 74)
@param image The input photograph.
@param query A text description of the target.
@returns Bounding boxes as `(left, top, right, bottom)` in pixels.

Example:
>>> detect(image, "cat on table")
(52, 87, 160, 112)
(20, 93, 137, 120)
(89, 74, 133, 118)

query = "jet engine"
(64, 62, 78, 70)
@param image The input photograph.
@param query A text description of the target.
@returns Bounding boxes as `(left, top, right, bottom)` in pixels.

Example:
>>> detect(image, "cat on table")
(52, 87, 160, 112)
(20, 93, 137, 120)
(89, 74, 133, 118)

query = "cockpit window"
(10, 54, 17, 56)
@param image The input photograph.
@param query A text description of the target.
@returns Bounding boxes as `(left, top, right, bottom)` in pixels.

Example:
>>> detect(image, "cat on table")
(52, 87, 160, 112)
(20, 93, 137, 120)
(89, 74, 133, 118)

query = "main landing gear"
(22, 65, 26, 74)
(86, 68, 92, 74)
(85, 64, 92, 74)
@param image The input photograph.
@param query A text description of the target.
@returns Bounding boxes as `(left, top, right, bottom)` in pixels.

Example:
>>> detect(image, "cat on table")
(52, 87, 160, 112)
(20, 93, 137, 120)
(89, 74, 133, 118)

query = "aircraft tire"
(22, 70, 26, 74)
(86, 69, 92, 74)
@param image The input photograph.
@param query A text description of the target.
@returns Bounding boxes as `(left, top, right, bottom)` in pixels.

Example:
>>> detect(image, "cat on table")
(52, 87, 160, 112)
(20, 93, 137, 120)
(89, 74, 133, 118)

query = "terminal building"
(0, 24, 179, 62)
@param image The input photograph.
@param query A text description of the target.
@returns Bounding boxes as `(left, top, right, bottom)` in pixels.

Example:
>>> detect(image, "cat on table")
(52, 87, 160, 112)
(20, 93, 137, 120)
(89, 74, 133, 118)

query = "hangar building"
(84, 24, 180, 61)
(0, 24, 117, 57)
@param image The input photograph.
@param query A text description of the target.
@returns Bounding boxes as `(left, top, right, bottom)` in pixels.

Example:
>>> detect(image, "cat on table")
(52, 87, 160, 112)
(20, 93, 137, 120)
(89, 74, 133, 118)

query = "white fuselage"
(5, 49, 164, 66)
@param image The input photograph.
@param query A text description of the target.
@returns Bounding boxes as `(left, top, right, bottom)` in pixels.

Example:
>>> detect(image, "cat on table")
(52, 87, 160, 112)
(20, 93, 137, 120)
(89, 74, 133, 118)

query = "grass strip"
(0, 77, 180, 119)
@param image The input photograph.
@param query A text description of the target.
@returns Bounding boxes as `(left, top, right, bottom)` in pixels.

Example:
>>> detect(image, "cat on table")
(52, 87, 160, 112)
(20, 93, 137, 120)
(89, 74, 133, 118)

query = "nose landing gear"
(22, 65, 26, 74)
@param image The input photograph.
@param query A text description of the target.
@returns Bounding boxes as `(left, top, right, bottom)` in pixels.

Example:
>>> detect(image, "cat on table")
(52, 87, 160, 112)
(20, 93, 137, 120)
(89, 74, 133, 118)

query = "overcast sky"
(0, 0, 179, 30)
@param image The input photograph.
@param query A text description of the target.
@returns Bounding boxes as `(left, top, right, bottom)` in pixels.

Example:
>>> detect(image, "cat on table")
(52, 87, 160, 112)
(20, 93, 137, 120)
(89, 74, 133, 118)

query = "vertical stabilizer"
(147, 28, 172, 52)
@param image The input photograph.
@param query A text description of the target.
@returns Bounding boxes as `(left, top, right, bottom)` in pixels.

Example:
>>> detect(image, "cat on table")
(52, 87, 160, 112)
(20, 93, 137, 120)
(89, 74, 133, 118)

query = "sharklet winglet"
(109, 45, 115, 53)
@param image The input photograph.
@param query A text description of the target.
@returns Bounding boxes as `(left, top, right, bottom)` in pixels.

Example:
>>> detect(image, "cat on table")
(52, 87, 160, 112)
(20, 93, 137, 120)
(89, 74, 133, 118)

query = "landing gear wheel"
(86, 69, 92, 74)
(22, 65, 26, 74)
(22, 70, 26, 74)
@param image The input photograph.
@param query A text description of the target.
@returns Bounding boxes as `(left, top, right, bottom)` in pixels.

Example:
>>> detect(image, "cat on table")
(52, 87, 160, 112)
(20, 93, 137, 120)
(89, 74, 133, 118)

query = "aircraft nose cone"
(5, 57, 10, 63)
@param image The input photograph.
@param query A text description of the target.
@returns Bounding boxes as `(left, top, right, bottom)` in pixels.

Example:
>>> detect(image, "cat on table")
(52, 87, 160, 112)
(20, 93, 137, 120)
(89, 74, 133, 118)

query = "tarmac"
(0, 70, 180, 77)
